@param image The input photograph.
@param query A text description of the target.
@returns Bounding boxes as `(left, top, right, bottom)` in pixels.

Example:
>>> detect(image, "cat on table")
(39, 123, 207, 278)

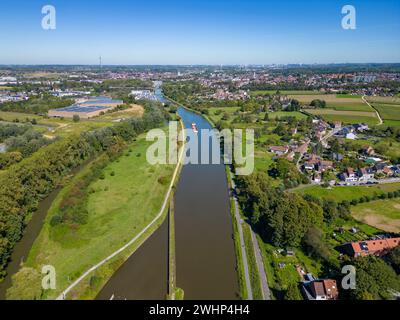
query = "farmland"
(290, 94, 378, 125)
(352, 198, 400, 233)
(370, 103, 400, 122)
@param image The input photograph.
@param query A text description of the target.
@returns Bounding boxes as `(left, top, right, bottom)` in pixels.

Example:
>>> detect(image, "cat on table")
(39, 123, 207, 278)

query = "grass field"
(289, 94, 365, 105)
(367, 96, 400, 105)
(13, 132, 175, 299)
(326, 102, 372, 112)
(305, 109, 379, 125)
(268, 111, 308, 120)
(0, 111, 42, 122)
(251, 90, 319, 96)
(295, 183, 400, 202)
(371, 103, 400, 121)
(96, 104, 144, 121)
(383, 120, 400, 126)
(352, 198, 400, 233)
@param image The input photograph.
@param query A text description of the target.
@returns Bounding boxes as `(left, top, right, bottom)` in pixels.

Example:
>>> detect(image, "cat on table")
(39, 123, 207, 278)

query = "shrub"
(50, 215, 62, 227)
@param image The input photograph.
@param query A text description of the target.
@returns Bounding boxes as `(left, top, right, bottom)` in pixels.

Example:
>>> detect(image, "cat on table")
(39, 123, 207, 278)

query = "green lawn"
(12, 132, 175, 299)
(295, 183, 400, 202)
(352, 198, 400, 233)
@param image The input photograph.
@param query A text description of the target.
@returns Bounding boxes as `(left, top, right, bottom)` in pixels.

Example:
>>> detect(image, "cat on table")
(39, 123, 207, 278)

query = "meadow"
(352, 198, 400, 233)
(371, 103, 400, 121)
(304, 109, 379, 125)
(16, 132, 175, 299)
(295, 182, 400, 202)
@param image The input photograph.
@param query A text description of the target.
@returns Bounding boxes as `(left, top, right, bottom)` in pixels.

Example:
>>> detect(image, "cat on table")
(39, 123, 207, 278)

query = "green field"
(0, 111, 42, 122)
(326, 102, 373, 112)
(352, 198, 400, 233)
(305, 109, 378, 125)
(251, 90, 318, 96)
(383, 120, 400, 126)
(295, 183, 400, 202)
(367, 96, 400, 105)
(10, 133, 175, 299)
(268, 111, 308, 120)
(372, 103, 400, 121)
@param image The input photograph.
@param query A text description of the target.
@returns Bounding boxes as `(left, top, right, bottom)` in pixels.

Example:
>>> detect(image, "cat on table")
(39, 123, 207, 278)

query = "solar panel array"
(56, 105, 110, 113)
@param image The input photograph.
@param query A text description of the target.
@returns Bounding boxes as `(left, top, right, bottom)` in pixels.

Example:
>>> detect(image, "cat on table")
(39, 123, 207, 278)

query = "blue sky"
(0, 0, 399, 65)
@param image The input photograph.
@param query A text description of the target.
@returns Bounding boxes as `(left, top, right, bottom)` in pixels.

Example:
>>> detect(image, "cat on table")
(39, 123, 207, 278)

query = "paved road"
(229, 172, 253, 300)
(363, 95, 383, 125)
(57, 125, 186, 300)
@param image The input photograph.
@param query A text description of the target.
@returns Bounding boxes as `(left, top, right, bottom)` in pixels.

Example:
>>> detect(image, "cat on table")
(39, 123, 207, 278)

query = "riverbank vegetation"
(7, 131, 174, 299)
(0, 101, 165, 282)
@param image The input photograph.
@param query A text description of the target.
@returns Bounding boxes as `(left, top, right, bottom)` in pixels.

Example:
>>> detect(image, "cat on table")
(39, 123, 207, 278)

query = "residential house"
(346, 132, 358, 140)
(340, 168, 358, 183)
(302, 279, 339, 300)
(374, 162, 387, 174)
(362, 146, 375, 156)
(313, 174, 321, 183)
(341, 237, 400, 257)
(269, 145, 289, 156)
(383, 166, 394, 177)
(294, 142, 309, 156)
(317, 160, 333, 172)
(333, 121, 342, 130)
(353, 123, 369, 133)
(357, 167, 375, 183)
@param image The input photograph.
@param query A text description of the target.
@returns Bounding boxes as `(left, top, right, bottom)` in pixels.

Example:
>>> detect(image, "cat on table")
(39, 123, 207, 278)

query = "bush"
(158, 176, 169, 185)
(110, 171, 115, 177)
(50, 215, 62, 227)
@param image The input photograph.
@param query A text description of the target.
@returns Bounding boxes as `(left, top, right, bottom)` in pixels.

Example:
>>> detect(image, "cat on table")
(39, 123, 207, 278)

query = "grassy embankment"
(242, 224, 263, 300)
(8, 128, 177, 299)
(225, 166, 249, 300)
(167, 143, 185, 300)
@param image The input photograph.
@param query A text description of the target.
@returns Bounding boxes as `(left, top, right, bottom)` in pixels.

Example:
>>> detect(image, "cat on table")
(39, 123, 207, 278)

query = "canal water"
(174, 107, 239, 300)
